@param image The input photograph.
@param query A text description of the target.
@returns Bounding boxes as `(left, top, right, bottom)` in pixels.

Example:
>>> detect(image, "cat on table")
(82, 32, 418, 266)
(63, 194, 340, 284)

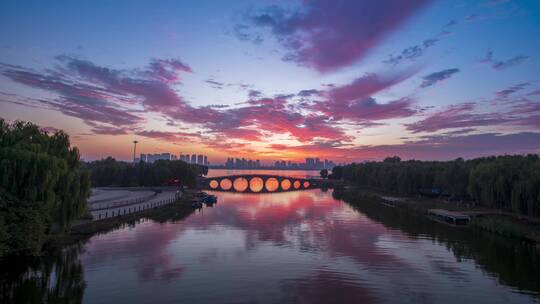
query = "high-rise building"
(305, 158, 315, 168)
(197, 154, 204, 165)
(180, 154, 186, 162)
(191, 154, 197, 164)
(203, 156, 208, 165)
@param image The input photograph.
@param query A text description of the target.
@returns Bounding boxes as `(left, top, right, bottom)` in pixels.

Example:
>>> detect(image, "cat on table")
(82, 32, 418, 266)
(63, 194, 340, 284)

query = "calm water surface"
(2, 176, 540, 303)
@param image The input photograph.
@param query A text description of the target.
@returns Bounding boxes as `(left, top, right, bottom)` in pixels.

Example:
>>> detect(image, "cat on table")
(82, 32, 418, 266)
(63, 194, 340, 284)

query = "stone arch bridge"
(201, 174, 321, 193)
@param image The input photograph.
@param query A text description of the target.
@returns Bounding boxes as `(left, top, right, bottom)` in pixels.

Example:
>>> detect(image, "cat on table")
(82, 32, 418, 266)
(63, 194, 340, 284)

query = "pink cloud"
(311, 72, 417, 123)
(248, 0, 431, 72)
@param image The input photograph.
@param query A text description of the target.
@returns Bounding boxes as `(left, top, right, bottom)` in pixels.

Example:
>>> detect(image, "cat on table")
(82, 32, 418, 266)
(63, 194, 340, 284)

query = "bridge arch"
(281, 179, 291, 191)
(220, 178, 232, 190)
(233, 177, 249, 192)
(249, 177, 264, 192)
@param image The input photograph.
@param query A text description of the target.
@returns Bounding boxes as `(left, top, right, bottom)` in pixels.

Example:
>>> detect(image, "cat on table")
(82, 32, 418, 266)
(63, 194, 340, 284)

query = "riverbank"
(45, 190, 197, 251)
(334, 187, 540, 243)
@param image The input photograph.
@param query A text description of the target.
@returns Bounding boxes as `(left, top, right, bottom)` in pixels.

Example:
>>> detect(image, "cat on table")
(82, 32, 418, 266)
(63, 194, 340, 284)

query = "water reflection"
(0, 245, 86, 304)
(3, 189, 540, 303)
(81, 190, 540, 303)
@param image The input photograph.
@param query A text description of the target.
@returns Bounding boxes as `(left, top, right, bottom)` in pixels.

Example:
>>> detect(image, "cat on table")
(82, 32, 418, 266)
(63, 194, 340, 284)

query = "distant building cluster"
(180, 154, 208, 165)
(225, 158, 261, 169)
(274, 158, 335, 170)
(137, 153, 209, 165)
(221, 157, 335, 170)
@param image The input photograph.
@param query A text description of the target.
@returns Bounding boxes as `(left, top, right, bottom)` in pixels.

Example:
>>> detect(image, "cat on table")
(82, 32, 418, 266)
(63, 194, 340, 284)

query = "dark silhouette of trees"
(335, 155, 540, 217)
(85, 157, 205, 188)
(0, 120, 90, 257)
(328, 166, 343, 180)
(320, 169, 328, 179)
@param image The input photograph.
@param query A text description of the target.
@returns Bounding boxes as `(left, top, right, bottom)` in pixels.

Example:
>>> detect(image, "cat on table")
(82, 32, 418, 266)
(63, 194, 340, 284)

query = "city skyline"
(221, 156, 337, 169)
(1, 1, 540, 163)
(133, 150, 338, 168)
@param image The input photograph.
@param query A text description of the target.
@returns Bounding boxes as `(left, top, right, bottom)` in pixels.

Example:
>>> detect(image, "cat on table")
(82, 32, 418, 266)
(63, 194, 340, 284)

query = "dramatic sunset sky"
(1, 0, 539, 163)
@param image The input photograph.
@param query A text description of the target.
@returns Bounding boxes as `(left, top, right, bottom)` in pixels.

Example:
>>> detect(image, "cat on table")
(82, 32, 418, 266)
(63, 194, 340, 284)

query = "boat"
(195, 191, 208, 198)
(203, 195, 217, 205)
(191, 198, 203, 209)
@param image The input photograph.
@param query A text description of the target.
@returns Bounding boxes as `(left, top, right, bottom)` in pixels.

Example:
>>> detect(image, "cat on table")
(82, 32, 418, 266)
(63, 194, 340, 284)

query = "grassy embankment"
(46, 190, 197, 250)
(335, 187, 540, 242)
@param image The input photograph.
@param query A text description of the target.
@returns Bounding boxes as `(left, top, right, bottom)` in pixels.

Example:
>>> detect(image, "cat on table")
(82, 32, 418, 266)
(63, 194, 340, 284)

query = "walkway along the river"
(88, 188, 182, 221)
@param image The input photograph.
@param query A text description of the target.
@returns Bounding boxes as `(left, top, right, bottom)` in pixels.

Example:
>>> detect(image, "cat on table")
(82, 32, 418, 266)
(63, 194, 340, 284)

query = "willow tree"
(0, 120, 90, 257)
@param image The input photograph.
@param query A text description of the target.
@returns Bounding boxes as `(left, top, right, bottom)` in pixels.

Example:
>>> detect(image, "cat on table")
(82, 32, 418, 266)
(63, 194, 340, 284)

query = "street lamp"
(132, 140, 138, 163)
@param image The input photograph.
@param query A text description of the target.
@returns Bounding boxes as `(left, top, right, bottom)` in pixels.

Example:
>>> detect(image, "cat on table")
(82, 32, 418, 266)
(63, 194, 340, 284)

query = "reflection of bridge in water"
(201, 174, 318, 193)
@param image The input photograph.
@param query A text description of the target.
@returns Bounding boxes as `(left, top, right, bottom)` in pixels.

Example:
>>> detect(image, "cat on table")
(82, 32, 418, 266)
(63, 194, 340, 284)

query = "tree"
(0, 120, 91, 257)
(320, 169, 328, 179)
(329, 166, 343, 180)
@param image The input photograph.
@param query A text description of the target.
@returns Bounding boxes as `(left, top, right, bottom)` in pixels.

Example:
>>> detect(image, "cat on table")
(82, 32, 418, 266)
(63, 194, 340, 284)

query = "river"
(1, 170, 540, 303)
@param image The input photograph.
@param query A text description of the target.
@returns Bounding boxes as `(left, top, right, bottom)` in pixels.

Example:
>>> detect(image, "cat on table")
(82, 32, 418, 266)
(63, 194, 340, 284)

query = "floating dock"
(428, 209, 471, 226)
(380, 196, 405, 207)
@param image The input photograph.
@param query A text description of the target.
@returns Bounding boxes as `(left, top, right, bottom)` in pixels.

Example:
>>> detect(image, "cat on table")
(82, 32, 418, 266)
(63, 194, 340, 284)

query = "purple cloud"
(527, 89, 540, 96)
(406, 103, 508, 133)
(384, 37, 439, 65)
(247, 0, 431, 72)
(359, 132, 540, 160)
(233, 24, 263, 44)
(495, 82, 530, 98)
(311, 71, 417, 122)
(406, 98, 540, 134)
(480, 50, 529, 70)
(1, 64, 145, 129)
(297, 89, 323, 97)
(2, 56, 359, 147)
(205, 79, 224, 89)
(420, 68, 460, 88)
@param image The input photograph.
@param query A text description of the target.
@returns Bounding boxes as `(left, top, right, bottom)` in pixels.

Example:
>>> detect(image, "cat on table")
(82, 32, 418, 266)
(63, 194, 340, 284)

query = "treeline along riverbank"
(85, 157, 207, 188)
(330, 155, 540, 241)
(332, 155, 540, 218)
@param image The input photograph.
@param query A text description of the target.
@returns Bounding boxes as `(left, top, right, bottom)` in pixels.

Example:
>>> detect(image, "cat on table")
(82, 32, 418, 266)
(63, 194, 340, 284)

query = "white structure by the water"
(89, 188, 181, 221)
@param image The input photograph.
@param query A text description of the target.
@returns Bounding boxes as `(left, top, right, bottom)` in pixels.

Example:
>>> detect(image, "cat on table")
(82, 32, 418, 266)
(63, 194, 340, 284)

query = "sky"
(1, 0, 539, 164)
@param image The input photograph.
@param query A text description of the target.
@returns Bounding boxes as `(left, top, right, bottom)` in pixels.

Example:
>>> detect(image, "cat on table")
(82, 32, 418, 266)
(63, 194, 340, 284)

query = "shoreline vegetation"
(334, 187, 540, 243)
(329, 155, 540, 243)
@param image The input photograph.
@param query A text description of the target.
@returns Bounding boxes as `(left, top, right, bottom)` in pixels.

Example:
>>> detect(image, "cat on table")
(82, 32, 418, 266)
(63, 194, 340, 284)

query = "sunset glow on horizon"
(1, 0, 539, 164)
